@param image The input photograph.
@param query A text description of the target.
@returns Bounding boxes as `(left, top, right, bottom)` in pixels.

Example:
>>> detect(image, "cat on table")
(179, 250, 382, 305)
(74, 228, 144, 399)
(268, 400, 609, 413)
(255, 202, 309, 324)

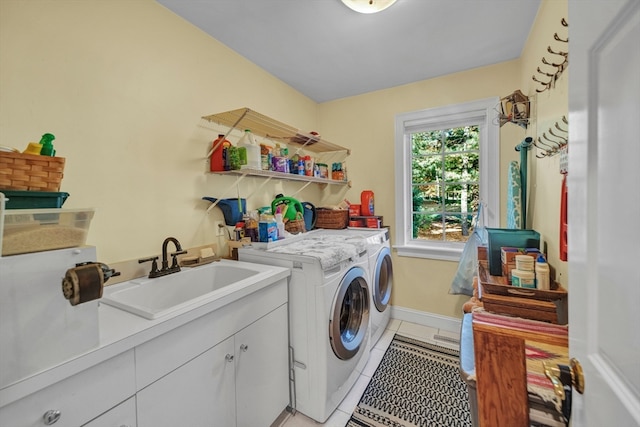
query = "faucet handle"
(139, 256, 160, 277)
(170, 250, 188, 268)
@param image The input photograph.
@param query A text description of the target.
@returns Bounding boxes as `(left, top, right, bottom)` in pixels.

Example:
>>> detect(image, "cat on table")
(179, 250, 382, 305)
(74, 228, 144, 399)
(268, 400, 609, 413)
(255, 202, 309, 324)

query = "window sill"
(394, 244, 462, 262)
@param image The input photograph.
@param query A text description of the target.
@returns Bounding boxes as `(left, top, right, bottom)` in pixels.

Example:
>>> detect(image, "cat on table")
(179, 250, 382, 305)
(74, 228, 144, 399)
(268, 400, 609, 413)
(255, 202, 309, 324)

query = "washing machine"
(310, 228, 393, 346)
(238, 237, 371, 423)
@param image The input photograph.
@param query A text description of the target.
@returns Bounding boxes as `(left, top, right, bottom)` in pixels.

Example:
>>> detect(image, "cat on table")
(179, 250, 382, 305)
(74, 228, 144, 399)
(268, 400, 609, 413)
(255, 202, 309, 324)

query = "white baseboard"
(390, 306, 462, 334)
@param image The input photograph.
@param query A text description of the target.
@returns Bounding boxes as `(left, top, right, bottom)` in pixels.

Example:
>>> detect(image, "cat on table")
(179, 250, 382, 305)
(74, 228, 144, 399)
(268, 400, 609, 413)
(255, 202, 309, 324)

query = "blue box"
(258, 221, 278, 242)
(486, 228, 540, 276)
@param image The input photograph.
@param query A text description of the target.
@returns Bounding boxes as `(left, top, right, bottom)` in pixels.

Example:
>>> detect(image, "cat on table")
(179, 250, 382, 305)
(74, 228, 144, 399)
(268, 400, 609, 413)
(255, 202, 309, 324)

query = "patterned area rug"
(346, 335, 472, 427)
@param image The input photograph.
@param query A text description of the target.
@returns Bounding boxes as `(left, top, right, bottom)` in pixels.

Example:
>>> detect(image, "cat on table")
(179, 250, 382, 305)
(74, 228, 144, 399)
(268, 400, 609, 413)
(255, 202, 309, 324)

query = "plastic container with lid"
(511, 269, 535, 288)
(535, 255, 550, 290)
(238, 129, 261, 170)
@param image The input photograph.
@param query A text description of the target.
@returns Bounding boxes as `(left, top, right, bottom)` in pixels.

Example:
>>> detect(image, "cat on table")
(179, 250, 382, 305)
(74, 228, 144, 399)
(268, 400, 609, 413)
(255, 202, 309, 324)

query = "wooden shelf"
(209, 169, 350, 187)
(202, 108, 350, 155)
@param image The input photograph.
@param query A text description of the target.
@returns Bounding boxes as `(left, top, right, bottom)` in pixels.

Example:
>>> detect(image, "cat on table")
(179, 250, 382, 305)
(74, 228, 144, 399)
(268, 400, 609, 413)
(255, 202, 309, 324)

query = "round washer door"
(373, 246, 393, 313)
(329, 266, 370, 360)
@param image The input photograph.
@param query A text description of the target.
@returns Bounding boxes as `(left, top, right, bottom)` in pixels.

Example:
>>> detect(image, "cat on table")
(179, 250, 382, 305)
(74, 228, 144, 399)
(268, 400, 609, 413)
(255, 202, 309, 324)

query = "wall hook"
(547, 46, 568, 57)
(554, 32, 569, 43)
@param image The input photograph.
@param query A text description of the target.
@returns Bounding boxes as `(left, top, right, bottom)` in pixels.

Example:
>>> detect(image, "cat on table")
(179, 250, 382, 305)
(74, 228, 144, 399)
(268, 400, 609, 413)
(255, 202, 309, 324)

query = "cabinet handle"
(225, 353, 234, 362)
(240, 344, 249, 352)
(43, 410, 61, 425)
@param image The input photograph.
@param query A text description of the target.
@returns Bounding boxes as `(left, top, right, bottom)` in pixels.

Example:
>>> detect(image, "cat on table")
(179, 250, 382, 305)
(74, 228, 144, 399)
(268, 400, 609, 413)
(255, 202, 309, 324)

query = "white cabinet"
(235, 304, 289, 427)
(0, 350, 135, 427)
(82, 397, 137, 427)
(136, 304, 289, 427)
(137, 337, 236, 427)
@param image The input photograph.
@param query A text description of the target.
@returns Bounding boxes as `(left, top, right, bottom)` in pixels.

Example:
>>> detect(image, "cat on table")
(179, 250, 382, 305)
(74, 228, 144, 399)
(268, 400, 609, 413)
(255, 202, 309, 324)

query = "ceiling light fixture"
(340, 0, 398, 14)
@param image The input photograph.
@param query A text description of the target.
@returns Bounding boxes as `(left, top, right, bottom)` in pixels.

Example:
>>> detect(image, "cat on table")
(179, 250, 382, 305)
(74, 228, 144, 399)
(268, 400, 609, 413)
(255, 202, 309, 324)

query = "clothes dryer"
(238, 237, 370, 423)
(310, 228, 393, 346)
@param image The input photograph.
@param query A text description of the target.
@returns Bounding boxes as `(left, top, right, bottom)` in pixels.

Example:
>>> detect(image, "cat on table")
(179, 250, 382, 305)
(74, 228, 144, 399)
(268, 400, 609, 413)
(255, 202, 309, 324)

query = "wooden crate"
(477, 260, 568, 324)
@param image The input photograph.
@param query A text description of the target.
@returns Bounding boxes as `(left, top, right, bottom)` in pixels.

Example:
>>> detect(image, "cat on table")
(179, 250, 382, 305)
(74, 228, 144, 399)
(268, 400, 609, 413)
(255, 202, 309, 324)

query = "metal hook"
(543, 132, 564, 148)
(549, 128, 568, 142)
(561, 18, 568, 27)
(536, 137, 557, 151)
(554, 32, 569, 43)
(555, 122, 568, 133)
(537, 66, 556, 77)
(533, 74, 553, 86)
(562, 115, 568, 125)
(547, 46, 568, 57)
(542, 57, 565, 68)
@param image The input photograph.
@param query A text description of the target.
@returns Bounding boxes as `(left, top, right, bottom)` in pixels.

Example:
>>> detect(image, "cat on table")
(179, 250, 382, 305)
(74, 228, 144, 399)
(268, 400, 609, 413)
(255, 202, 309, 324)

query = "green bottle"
(39, 133, 56, 156)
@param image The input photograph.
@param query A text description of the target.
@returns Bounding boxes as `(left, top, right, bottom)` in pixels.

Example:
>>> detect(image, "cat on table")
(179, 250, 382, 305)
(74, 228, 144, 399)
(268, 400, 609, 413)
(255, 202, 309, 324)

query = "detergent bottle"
(238, 129, 261, 170)
(210, 134, 231, 172)
(361, 190, 374, 216)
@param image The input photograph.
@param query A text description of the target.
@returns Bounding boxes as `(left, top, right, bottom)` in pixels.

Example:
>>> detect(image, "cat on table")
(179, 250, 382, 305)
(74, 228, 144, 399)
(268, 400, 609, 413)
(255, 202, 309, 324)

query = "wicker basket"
(285, 218, 306, 234)
(0, 151, 65, 191)
(315, 209, 349, 229)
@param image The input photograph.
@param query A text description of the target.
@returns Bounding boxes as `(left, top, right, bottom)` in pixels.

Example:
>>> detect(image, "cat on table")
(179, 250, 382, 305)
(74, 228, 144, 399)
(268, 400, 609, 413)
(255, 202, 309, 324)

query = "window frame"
(394, 97, 500, 261)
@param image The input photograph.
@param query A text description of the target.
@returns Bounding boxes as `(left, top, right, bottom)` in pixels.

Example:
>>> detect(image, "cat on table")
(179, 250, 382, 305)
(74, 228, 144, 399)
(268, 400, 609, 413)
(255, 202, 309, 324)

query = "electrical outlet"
(214, 221, 225, 236)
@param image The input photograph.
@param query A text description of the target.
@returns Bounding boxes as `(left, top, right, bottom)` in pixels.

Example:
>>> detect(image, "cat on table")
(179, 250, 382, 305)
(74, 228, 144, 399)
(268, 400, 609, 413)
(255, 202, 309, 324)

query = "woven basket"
(285, 218, 306, 234)
(315, 209, 349, 229)
(0, 151, 65, 191)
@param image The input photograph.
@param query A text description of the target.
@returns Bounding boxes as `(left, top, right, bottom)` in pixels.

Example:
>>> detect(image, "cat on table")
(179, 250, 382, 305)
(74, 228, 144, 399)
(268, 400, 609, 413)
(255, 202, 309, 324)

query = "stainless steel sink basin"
(101, 260, 263, 319)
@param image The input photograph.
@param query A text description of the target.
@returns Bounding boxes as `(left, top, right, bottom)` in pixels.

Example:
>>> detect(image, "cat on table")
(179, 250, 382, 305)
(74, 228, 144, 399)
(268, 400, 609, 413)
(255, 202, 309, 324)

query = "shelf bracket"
(290, 181, 312, 197)
(205, 173, 248, 214)
(245, 175, 274, 199)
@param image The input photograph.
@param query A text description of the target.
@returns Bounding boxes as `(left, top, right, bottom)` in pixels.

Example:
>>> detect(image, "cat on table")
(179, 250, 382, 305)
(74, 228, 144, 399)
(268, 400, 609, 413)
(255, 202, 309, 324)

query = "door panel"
(569, 1, 640, 425)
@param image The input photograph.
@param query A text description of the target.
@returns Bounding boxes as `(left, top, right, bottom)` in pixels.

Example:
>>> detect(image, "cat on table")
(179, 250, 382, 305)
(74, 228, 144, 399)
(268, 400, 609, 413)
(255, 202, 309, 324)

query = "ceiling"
(156, 0, 541, 103)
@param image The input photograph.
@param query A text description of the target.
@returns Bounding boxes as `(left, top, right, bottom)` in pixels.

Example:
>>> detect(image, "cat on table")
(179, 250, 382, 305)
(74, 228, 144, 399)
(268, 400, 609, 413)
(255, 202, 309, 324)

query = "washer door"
(329, 266, 370, 360)
(373, 246, 393, 313)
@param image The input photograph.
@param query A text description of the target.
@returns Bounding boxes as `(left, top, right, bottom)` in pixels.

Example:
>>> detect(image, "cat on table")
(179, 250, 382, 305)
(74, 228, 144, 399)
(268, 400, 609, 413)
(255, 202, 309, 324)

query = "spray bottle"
(39, 133, 56, 156)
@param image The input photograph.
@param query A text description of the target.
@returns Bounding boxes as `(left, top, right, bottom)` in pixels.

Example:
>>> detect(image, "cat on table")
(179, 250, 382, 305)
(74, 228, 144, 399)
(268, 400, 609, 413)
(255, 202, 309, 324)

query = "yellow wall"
(1, 0, 566, 319)
(319, 62, 523, 318)
(0, 0, 328, 263)
(519, 0, 569, 286)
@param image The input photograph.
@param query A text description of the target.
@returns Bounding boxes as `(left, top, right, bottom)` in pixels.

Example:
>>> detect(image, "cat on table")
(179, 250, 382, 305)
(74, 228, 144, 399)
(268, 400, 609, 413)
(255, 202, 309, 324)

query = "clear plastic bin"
(1, 207, 94, 256)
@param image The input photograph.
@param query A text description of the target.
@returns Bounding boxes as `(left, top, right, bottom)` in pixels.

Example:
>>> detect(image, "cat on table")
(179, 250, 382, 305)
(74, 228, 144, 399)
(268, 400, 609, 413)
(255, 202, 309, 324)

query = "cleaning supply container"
(361, 190, 374, 216)
(238, 129, 261, 170)
(210, 134, 231, 172)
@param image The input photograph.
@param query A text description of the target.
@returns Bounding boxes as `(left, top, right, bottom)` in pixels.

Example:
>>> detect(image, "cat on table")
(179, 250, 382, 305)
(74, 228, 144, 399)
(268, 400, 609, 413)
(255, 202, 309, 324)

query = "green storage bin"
(486, 228, 540, 276)
(0, 190, 69, 209)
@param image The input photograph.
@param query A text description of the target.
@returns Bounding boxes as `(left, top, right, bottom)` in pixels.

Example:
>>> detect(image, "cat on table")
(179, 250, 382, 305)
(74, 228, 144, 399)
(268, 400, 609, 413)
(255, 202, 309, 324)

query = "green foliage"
(410, 126, 480, 239)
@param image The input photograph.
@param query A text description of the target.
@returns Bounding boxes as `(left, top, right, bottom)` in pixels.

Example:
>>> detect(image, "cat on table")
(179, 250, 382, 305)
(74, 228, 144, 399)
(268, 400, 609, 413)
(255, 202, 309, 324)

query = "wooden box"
(477, 260, 568, 324)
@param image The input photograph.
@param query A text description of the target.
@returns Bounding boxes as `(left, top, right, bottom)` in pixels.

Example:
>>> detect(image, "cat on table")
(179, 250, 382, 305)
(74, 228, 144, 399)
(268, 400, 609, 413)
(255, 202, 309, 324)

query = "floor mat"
(346, 334, 472, 427)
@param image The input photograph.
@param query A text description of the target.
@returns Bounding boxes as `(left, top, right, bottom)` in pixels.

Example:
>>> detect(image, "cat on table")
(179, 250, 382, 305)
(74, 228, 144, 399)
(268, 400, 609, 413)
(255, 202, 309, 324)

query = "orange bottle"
(210, 134, 231, 172)
(361, 190, 374, 216)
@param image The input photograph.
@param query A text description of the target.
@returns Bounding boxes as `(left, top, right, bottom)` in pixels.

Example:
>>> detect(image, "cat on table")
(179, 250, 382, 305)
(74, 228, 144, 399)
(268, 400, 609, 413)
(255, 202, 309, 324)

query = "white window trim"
(393, 97, 500, 261)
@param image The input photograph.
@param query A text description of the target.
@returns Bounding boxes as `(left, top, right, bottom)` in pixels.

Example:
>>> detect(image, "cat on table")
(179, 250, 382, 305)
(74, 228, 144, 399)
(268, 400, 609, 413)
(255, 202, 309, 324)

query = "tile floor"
(274, 318, 461, 427)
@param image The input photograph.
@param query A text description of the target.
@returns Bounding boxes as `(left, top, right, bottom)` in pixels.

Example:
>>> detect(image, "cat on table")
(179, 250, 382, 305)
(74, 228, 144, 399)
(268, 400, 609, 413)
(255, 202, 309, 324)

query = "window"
(394, 97, 499, 261)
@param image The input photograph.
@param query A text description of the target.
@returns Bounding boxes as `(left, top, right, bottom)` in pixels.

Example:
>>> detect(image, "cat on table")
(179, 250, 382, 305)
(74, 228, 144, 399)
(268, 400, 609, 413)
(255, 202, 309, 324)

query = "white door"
(569, 1, 640, 425)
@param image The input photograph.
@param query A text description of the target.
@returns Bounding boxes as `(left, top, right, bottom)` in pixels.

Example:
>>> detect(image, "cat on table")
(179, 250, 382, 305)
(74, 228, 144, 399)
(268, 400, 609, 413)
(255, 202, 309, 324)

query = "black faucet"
(138, 237, 187, 278)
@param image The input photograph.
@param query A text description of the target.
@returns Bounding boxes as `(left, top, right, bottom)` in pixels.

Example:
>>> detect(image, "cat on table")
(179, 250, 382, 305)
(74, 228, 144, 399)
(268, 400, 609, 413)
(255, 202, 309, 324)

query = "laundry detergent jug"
(271, 194, 304, 222)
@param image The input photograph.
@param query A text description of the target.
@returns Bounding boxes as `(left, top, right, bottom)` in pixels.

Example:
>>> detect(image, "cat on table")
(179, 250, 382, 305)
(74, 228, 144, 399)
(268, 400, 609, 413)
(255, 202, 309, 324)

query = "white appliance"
(311, 228, 393, 346)
(0, 247, 100, 389)
(239, 237, 370, 423)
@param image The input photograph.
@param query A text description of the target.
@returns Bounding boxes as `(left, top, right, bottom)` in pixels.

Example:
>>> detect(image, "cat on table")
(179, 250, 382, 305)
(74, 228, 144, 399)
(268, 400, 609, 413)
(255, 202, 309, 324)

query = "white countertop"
(0, 260, 290, 407)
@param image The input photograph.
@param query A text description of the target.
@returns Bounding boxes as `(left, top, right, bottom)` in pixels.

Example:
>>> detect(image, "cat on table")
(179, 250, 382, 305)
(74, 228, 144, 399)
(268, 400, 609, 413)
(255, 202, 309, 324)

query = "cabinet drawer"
(0, 350, 135, 427)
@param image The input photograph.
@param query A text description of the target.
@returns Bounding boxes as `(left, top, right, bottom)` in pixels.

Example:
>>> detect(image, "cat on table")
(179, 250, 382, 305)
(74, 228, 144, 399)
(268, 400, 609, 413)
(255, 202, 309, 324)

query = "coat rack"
(532, 18, 569, 93)
(534, 116, 568, 158)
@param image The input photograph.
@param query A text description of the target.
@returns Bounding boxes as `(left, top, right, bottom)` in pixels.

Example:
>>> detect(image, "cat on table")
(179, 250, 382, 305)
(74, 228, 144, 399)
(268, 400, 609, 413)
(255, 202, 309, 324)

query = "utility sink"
(101, 260, 268, 320)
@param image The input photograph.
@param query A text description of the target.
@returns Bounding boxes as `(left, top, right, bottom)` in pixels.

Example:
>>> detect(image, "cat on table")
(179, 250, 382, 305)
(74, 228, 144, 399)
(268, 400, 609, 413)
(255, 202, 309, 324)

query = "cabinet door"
(82, 397, 136, 427)
(137, 336, 236, 427)
(235, 304, 289, 427)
